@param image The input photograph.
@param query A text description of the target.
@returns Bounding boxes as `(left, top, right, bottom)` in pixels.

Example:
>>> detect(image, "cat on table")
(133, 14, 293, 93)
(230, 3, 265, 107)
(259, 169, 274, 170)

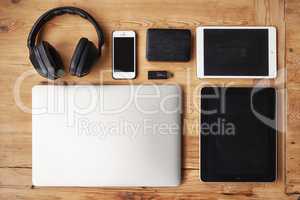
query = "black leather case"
(146, 28, 191, 62)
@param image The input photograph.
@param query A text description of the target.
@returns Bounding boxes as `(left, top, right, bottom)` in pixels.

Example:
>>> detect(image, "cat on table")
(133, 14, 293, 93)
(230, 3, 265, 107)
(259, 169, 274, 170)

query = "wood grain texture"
(286, 0, 300, 88)
(0, 0, 297, 199)
(286, 0, 300, 195)
(287, 88, 300, 194)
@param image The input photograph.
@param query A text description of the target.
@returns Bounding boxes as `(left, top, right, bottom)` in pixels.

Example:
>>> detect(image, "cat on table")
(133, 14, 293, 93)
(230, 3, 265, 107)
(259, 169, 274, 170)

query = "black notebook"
(200, 87, 277, 182)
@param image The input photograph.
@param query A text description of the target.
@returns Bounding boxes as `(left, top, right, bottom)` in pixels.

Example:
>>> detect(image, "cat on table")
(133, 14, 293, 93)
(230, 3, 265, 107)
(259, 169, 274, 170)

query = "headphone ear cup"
(70, 37, 99, 77)
(44, 42, 64, 71)
(70, 38, 88, 76)
(30, 46, 49, 79)
(30, 41, 65, 80)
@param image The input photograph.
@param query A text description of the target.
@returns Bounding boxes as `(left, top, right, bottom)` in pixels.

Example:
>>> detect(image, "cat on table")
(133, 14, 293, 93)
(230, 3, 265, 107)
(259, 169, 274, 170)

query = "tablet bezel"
(196, 26, 277, 79)
(199, 87, 278, 182)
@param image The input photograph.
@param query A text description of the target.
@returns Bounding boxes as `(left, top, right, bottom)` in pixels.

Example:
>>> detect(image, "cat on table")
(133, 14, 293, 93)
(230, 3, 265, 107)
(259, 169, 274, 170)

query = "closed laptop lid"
(32, 85, 182, 187)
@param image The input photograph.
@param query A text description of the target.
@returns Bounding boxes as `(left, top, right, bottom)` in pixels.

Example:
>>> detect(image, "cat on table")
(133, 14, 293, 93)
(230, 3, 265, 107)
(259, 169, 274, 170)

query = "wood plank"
(286, 0, 300, 88)
(286, 0, 300, 195)
(0, 167, 31, 188)
(0, 168, 294, 200)
(1, 188, 296, 200)
(0, 0, 291, 199)
(286, 88, 300, 194)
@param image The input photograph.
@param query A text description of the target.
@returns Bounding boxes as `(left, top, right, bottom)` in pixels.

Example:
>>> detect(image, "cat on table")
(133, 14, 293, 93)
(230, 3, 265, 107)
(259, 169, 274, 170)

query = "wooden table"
(0, 0, 299, 199)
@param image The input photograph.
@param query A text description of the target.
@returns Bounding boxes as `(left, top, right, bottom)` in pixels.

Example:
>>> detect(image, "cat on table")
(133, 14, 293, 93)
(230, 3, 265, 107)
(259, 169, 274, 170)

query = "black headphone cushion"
(30, 46, 48, 78)
(44, 41, 64, 72)
(30, 41, 64, 79)
(70, 38, 99, 77)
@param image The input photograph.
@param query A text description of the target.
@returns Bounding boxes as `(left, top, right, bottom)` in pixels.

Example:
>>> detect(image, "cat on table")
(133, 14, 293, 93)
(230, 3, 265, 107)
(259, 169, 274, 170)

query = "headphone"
(27, 7, 104, 80)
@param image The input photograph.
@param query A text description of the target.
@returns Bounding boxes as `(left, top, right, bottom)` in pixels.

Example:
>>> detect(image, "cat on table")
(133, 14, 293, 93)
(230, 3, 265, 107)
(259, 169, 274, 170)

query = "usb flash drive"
(148, 71, 173, 79)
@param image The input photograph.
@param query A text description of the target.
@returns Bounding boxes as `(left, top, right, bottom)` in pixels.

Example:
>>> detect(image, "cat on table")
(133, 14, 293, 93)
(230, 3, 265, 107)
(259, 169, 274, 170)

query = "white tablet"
(196, 26, 277, 78)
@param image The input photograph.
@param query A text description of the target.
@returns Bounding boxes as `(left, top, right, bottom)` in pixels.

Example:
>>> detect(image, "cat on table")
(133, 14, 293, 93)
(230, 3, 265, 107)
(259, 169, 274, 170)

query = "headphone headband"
(27, 6, 104, 53)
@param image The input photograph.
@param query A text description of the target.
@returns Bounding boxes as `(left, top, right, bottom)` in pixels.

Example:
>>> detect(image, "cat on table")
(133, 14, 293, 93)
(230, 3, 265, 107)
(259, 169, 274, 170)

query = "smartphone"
(112, 31, 136, 79)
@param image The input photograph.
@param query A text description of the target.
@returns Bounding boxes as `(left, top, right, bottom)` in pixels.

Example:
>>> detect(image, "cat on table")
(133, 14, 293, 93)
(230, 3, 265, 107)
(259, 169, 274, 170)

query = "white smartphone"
(112, 31, 136, 79)
(196, 26, 277, 79)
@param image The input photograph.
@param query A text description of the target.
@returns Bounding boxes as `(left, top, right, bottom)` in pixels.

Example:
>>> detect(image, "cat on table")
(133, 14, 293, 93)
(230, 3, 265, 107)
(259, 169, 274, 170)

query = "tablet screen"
(200, 87, 276, 181)
(203, 29, 269, 76)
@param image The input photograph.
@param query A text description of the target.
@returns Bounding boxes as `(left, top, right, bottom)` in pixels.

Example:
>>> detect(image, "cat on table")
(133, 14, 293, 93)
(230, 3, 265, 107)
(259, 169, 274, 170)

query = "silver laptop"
(32, 85, 181, 187)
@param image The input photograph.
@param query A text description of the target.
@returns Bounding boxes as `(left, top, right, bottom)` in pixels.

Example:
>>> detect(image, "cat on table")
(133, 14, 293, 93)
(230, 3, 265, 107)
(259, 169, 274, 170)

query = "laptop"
(32, 85, 182, 187)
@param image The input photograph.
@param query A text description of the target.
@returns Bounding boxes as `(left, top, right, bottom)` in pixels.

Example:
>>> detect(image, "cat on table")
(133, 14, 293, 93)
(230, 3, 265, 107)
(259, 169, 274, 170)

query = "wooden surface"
(287, 0, 300, 195)
(0, 0, 299, 199)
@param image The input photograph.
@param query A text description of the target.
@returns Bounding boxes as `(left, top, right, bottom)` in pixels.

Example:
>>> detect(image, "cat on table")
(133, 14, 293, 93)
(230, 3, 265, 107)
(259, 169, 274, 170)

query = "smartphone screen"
(113, 37, 135, 72)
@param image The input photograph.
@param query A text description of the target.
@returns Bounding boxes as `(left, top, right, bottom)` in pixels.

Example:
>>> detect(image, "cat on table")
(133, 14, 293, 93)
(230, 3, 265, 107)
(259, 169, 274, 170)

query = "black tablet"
(196, 27, 277, 78)
(200, 87, 277, 182)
